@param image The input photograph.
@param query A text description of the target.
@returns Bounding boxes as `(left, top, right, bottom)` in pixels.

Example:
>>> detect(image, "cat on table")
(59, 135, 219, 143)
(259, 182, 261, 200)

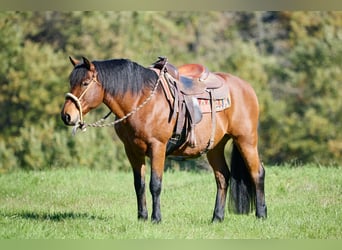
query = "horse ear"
(69, 56, 80, 67)
(82, 57, 95, 71)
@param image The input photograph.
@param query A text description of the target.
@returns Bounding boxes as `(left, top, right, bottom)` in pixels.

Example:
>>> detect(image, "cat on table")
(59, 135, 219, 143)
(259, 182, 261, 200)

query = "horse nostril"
(62, 113, 71, 124)
(65, 114, 71, 123)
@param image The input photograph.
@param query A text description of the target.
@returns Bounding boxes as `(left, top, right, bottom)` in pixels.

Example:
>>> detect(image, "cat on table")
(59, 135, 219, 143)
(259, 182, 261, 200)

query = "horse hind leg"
(229, 139, 267, 218)
(206, 137, 230, 222)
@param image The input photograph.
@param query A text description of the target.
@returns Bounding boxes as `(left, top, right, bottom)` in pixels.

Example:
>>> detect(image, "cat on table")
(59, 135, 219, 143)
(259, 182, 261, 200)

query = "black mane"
(69, 59, 158, 96)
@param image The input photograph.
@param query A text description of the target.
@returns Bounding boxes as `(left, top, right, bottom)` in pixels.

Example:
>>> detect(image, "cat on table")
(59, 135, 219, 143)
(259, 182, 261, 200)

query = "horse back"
(216, 72, 260, 134)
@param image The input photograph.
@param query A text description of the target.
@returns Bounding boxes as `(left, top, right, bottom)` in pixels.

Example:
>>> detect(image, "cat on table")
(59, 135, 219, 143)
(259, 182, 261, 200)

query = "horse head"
(61, 56, 104, 128)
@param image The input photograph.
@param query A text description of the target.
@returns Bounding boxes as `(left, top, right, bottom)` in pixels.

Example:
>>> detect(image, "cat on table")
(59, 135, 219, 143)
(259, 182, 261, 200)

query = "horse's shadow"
(7, 211, 107, 221)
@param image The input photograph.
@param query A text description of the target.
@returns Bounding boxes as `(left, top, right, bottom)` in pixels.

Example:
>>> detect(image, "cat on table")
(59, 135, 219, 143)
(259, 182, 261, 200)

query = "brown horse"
(61, 56, 267, 223)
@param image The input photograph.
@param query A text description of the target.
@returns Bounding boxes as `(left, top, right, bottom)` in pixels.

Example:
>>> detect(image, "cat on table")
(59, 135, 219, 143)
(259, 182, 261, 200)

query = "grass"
(0, 165, 341, 239)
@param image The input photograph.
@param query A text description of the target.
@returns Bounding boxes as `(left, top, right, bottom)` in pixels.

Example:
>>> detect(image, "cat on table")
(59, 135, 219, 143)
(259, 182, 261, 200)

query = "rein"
(66, 61, 167, 136)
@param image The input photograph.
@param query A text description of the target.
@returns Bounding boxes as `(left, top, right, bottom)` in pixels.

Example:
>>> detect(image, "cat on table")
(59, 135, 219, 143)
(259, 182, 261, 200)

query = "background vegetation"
(0, 11, 341, 172)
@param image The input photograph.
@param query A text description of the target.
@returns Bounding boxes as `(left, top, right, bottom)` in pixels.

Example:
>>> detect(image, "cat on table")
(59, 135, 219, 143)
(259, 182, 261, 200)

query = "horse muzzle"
(61, 110, 79, 126)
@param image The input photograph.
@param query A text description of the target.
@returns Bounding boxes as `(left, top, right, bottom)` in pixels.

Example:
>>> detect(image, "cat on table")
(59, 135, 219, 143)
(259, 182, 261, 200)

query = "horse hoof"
(211, 216, 224, 223)
(151, 218, 162, 224)
(256, 205, 267, 219)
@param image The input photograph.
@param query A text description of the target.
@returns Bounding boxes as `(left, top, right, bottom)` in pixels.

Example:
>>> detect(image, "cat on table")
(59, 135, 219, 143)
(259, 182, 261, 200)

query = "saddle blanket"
(198, 97, 231, 113)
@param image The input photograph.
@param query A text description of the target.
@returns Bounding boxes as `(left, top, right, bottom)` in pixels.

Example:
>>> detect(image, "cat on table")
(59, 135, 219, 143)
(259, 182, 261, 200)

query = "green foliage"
(264, 12, 342, 164)
(0, 11, 341, 172)
(0, 141, 17, 173)
(0, 118, 130, 172)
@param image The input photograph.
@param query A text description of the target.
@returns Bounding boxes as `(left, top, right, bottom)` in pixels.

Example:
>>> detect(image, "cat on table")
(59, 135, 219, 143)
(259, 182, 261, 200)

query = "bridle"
(65, 71, 101, 134)
(65, 61, 167, 136)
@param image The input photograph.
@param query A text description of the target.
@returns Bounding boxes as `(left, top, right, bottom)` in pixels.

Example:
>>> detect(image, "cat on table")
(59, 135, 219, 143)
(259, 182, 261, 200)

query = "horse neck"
(96, 59, 158, 119)
(102, 83, 151, 119)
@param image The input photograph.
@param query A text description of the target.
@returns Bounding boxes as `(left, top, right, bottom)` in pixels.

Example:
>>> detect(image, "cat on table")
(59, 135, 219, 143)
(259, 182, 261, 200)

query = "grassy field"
(0, 165, 341, 239)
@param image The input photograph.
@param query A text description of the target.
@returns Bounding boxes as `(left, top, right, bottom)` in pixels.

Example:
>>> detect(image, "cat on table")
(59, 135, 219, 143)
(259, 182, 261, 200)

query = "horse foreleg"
(149, 142, 167, 223)
(125, 146, 148, 220)
(133, 164, 148, 220)
(207, 137, 230, 222)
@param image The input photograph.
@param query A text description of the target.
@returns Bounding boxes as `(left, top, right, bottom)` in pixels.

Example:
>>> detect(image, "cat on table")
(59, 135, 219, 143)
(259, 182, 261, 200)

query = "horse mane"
(69, 59, 159, 96)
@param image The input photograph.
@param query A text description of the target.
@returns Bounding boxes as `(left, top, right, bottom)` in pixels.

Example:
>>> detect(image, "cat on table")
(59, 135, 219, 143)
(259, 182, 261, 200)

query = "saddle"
(151, 57, 230, 155)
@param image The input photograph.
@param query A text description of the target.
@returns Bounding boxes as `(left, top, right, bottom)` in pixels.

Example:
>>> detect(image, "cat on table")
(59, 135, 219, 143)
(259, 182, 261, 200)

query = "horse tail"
(228, 143, 256, 214)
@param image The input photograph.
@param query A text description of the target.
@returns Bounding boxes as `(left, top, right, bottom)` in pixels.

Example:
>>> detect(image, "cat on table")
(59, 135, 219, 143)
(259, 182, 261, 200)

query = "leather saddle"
(178, 64, 224, 94)
(151, 57, 230, 155)
(153, 57, 225, 96)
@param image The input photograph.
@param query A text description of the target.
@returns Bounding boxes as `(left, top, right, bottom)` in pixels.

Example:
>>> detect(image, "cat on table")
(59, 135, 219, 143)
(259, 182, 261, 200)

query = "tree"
(0, 11, 341, 172)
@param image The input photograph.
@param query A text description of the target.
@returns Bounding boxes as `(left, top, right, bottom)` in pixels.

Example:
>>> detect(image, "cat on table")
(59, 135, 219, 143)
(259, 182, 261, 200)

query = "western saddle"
(150, 57, 230, 155)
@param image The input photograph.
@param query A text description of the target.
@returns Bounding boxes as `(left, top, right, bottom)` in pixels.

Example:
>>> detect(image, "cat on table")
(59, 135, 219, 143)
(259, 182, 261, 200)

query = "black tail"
(228, 143, 256, 214)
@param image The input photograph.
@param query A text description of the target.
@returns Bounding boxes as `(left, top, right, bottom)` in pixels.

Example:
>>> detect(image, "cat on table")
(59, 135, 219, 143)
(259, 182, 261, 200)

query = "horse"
(61, 56, 267, 223)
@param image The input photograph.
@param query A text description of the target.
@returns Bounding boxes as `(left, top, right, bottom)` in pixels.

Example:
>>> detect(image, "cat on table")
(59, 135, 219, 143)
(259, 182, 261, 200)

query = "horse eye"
(81, 81, 89, 87)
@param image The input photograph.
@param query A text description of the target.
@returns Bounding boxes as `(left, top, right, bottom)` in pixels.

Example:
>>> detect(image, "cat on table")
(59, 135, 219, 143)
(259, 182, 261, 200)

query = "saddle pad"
(198, 97, 231, 113)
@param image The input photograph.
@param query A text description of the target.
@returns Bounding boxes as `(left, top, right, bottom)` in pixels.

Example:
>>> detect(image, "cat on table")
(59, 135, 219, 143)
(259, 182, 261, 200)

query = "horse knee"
(149, 173, 162, 195)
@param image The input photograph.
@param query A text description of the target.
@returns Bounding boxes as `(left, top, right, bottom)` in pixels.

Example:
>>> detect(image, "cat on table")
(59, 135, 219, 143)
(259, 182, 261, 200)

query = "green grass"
(0, 165, 341, 239)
